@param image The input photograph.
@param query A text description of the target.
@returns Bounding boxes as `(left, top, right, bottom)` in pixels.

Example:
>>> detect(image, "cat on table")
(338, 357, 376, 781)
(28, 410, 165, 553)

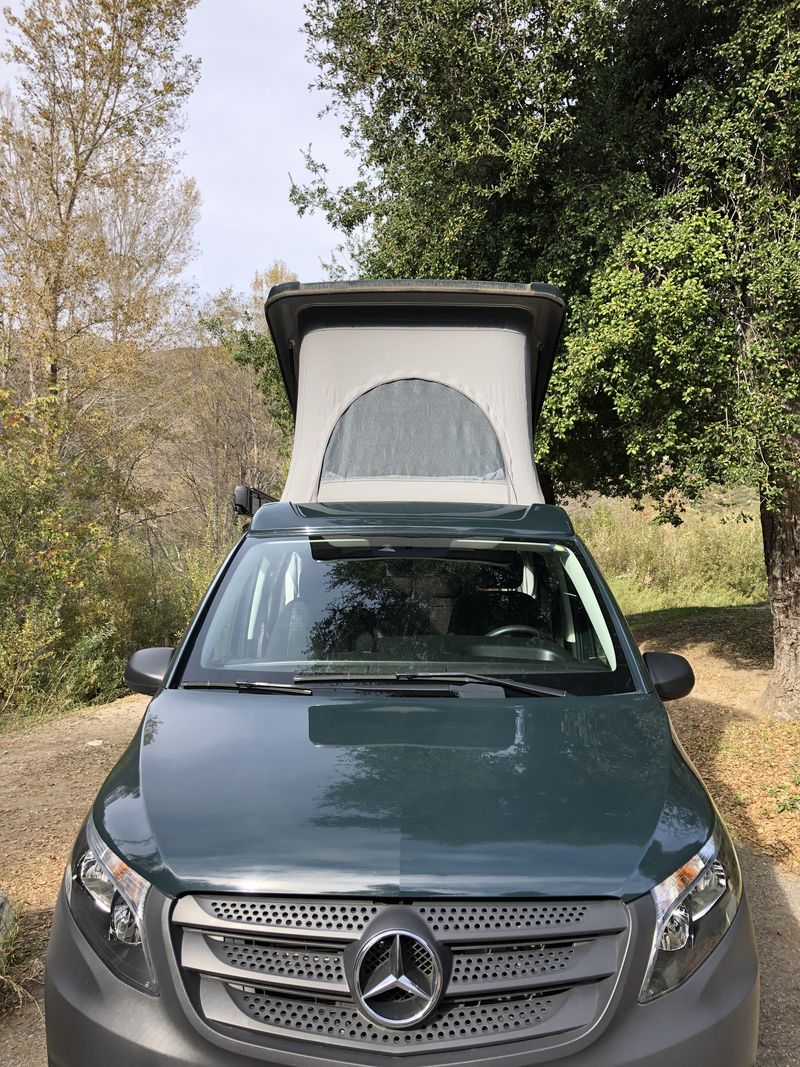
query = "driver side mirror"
(124, 647, 175, 696)
(642, 651, 695, 702)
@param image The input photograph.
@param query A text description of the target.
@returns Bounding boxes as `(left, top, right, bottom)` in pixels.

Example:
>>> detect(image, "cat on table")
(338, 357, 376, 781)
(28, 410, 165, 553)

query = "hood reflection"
(308, 702, 519, 749)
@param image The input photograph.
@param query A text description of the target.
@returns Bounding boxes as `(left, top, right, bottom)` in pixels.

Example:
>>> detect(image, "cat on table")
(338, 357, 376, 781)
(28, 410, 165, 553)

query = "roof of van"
(264, 279, 565, 422)
(248, 500, 575, 539)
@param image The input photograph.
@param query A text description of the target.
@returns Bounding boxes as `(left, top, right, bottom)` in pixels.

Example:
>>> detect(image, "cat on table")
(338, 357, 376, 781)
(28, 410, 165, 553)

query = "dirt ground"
(0, 694, 148, 1065)
(1, 607, 799, 1065)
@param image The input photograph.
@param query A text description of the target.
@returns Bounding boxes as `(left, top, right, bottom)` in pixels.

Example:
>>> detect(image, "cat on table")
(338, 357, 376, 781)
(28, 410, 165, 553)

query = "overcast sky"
(0, 1, 356, 299)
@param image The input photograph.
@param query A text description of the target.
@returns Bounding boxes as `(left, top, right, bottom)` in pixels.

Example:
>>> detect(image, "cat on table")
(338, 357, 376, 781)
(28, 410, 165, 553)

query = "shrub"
(0, 393, 229, 727)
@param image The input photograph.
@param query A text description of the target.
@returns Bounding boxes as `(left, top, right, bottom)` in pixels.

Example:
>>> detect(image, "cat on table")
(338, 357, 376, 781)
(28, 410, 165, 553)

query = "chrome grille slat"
(414, 899, 626, 942)
(173, 894, 377, 942)
(181, 930, 350, 994)
(173, 894, 626, 943)
(446, 937, 617, 996)
(199, 977, 603, 1054)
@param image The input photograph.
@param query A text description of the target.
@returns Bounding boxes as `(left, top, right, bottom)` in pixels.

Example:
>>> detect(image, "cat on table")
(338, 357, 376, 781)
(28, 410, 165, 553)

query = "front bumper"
(45, 885, 759, 1067)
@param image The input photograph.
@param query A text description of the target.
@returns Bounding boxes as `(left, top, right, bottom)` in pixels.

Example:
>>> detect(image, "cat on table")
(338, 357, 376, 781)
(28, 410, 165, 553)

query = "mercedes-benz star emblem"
(354, 929, 444, 1028)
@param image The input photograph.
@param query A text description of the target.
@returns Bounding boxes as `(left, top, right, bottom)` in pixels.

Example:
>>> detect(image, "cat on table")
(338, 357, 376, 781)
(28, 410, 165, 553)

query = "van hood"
(94, 690, 714, 901)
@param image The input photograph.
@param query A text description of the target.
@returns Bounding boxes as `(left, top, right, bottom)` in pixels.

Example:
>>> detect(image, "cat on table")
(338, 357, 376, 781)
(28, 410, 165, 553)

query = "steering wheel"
(485, 623, 540, 638)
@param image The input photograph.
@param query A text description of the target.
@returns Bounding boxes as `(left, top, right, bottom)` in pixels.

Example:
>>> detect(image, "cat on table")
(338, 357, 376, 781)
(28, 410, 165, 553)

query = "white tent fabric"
(280, 325, 544, 504)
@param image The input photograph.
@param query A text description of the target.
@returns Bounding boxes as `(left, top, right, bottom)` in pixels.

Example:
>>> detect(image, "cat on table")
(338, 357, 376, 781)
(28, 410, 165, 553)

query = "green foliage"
(0, 396, 100, 720)
(0, 612, 122, 723)
(576, 500, 767, 615)
(295, 0, 622, 281)
(541, 210, 747, 511)
(200, 303, 293, 482)
(542, 0, 800, 514)
(0, 392, 114, 721)
(0, 392, 227, 727)
(0, 392, 105, 606)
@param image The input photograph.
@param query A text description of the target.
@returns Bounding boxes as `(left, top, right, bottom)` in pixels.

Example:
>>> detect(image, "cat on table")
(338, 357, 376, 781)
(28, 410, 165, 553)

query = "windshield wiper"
(396, 672, 567, 698)
(294, 672, 566, 698)
(181, 680, 313, 695)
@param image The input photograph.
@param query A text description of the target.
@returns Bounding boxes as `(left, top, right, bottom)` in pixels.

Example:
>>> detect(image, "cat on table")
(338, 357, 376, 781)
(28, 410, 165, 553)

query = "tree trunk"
(763, 481, 800, 718)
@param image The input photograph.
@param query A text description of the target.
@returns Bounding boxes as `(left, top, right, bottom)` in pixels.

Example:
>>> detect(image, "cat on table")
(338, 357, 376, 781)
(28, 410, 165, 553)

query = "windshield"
(181, 535, 634, 695)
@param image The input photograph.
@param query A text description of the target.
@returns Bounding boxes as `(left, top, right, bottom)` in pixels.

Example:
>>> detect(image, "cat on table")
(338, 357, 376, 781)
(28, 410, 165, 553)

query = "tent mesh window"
(321, 379, 506, 484)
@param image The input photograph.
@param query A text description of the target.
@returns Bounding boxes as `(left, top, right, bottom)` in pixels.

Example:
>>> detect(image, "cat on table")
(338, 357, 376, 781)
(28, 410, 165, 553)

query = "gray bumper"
(46, 886, 759, 1067)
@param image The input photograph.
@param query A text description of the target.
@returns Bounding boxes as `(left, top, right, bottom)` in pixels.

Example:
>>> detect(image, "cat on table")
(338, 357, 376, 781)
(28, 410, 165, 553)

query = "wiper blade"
(293, 673, 464, 698)
(294, 672, 566, 698)
(181, 680, 312, 696)
(296, 673, 411, 685)
(397, 672, 567, 698)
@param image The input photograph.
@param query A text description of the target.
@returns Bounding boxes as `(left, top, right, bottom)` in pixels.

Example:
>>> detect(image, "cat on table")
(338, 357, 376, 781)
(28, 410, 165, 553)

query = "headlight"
(65, 817, 157, 994)
(640, 822, 742, 1001)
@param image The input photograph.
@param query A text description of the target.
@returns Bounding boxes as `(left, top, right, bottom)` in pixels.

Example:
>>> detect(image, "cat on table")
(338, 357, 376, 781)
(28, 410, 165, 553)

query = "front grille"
(204, 896, 380, 936)
(172, 894, 629, 1057)
(415, 901, 591, 936)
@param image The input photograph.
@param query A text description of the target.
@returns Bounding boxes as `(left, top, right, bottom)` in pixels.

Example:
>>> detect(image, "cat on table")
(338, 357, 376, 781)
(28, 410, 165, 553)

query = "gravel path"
(0, 697, 798, 1066)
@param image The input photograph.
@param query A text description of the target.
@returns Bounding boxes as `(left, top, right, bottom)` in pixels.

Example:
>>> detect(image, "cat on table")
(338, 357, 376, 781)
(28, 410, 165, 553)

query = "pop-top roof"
(264, 280, 564, 506)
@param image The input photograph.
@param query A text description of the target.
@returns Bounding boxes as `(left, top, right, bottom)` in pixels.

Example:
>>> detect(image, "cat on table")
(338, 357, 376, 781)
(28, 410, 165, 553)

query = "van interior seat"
(448, 589, 551, 637)
(265, 565, 322, 661)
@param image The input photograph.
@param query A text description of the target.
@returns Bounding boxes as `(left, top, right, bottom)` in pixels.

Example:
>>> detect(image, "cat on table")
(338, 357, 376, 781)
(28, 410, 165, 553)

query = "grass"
(775, 771, 800, 815)
(0, 902, 45, 1016)
(574, 497, 767, 616)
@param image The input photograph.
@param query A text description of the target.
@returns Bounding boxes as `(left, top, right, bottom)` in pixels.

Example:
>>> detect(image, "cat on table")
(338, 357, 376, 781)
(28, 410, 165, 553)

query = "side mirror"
(124, 647, 175, 696)
(642, 651, 695, 702)
(233, 484, 276, 518)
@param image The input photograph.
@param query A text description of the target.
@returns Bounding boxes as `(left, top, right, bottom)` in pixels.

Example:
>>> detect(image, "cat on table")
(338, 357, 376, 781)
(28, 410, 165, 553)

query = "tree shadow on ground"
(669, 691, 799, 1067)
(629, 603, 773, 672)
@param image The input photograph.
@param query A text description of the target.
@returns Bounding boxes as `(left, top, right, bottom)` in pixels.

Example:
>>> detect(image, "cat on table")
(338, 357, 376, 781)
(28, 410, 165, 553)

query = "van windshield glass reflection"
(182, 536, 634, 696)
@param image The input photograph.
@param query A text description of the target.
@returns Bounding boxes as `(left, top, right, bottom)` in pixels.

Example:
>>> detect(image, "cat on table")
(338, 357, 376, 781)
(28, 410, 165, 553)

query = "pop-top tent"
(265, 280, 565, 505)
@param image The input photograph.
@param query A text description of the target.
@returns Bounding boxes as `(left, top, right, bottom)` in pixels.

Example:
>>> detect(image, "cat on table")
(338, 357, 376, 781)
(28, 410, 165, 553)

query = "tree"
(0, 0, 200, 393)
(297, 0, 800, 714)
(549, 1, 800, 714)
(88, 156, 200, 349)
(0, 0, 202, 541)
(0, 0, 203, 721)
(293, 0, 619, 282)
(200, 264, 297, 464)
(155, 294, 290, 554)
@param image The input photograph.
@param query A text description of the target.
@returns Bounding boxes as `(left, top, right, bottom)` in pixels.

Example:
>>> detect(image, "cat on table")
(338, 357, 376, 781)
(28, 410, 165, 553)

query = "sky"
(0, 0, 357, 299)
(179, 0, 356, 297)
